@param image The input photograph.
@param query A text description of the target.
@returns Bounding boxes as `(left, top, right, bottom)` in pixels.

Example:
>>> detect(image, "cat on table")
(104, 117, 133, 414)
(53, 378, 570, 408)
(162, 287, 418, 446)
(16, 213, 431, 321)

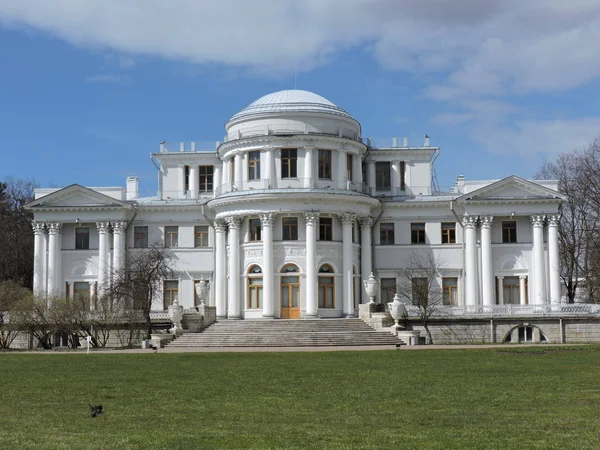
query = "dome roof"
(229, 89, 355, 122)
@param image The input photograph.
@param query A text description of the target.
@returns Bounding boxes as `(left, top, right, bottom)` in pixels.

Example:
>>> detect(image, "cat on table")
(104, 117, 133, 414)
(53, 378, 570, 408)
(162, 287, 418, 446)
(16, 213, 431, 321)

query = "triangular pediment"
(457, 176, 565, 203)
(25, 184, 132, 209)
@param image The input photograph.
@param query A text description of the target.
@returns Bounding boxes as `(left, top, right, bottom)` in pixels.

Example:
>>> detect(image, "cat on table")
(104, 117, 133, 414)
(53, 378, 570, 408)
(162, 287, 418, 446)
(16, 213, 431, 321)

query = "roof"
(228, 89, 356, 122)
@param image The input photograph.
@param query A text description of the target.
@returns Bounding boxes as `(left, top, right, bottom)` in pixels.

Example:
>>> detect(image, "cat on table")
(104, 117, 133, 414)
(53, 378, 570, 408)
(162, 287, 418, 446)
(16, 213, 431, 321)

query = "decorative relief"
(358, 216, 374, 229)
(547, 215, 560, 227)
(32, 222, 46, 235)
(304, 212, 320, 225)
(259, 213, 276, 226)
(96, 221, 111, 233)
(338, 213, 357, 227)
(480, 216, 493, 228)
(274, 247, 306, 258)
(495, 252, 528, 270)
(47, 222, 63, 234)
(245, 249, 264, 258)
(112, 221, 127, 233)
(225, 216, 243, 229)
(461, 214, 478, 228)
(530, 215, 545, 227)
(214, 219, 228, 232)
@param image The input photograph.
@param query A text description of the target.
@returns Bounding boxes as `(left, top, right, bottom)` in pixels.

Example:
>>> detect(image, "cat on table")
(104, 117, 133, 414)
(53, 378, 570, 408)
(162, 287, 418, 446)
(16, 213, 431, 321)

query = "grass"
(1, 347, 600, 449)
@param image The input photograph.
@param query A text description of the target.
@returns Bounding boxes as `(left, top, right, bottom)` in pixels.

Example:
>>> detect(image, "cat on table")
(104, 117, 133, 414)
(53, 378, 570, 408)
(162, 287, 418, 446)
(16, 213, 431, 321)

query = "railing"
(403, 304, 600, 318)
(224, 123, 360, 143)
(214, 179, 366, 196)
(159, 141, 221, 152)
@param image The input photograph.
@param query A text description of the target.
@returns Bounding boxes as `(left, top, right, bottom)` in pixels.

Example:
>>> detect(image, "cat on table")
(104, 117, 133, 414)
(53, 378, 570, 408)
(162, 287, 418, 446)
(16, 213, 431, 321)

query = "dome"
(229, 89, 356, 122)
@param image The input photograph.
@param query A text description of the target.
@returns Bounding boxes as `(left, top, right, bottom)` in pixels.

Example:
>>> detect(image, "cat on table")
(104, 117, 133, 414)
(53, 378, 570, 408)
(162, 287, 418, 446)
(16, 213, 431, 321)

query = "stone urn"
(363, 273, 380, 304)
(387, 293, 407, 332)
(194, 276, 210, 307)
(168, 300, 184, 335)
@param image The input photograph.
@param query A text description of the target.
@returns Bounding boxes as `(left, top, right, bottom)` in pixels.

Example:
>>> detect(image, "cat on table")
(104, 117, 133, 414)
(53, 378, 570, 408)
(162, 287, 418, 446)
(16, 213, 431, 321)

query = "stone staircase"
(166, 318, 402, 348)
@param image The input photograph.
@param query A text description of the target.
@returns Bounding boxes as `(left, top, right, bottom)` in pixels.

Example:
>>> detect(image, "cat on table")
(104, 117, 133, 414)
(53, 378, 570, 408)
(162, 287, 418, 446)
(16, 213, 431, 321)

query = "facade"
(26, 89, 568, 322)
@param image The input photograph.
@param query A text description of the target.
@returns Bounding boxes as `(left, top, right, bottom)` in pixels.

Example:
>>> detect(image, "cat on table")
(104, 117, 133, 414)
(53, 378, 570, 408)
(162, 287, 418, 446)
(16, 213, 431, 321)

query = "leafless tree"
(105, 244, 175, 340)
(14, 296, 56, 349)
(0, 281, 32, 349)
(397, 252, 445, 344)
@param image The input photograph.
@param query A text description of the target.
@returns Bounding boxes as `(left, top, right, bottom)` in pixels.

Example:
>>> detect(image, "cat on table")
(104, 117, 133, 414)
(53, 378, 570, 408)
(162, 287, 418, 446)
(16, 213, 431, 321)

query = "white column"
(67, 282, 74, 299)
(46, 222, 62, 298)
(519, 275, 527, 305)
(548, 215, 561, 303)
(222, 158, 230, 186)
(97, 221, 110, 296)
(304, 212, 319, 318)
(178, 164, 186, 198)
(497, 276, 504, 305)
(262, 148, 272, 188)
(367, 161, 376, 192)
(339, 213, 356, 317)
(359, 217, 373, 304)
(90, 282, 97, 310)
(304, 146, 314, 188)
(260, 213, 276, 318)
(463, 215, 479, 307)
(189, 165, 199, 199)
(226, 216, 243, 318)
(353, 154, 362, 187)
(234, 154, 243, 191)
(391, 160, 400, 193)
(214, 220, 228, 319)
(32, 222, 47, 298)
(480, 216, 494, 307)
(337, 149, 347, 189)
(531, 215, 546, 305)
(112, 221, 127, 276)
(213, 164, 222, 194)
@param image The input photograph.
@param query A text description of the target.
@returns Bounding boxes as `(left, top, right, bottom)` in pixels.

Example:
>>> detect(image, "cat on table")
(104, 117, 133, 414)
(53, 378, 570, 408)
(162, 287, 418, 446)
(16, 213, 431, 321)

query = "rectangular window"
(133, 226, 148, 248)
(163, 280, 178, 309)
(164, 226, 179, 248)
(318, 149, 332, 179)
(73, 282, 90, 300)
(281, 148, 297, 178)
(502, 221, 517, 243)
(442, 277, 458, 305)
(75, 227, 90, 249)
(199, 165, 214, 192)
(380, 223, 395, 245)
(400, 161, 406, 191)
(376, 162, 391, 190)
(249, 218, 262, 242)
(347, 154, 353, 182)
(380, 278, 396, 304)
(503, 276, 521, 304)
(282, 217, 298, 240)
(194, 225, 209, 247)
(319, 217, 333, 241)
(184, 165, 190, 191)
(412, 277, 428, 306)
(248, 151, 261, 180)
(411, 223, 426, 244)
(441, 222, 456, 244)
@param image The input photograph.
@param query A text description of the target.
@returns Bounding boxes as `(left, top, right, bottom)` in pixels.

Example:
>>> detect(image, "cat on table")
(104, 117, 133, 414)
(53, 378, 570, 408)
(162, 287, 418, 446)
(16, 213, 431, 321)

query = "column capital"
(338, 213, 357, 227)
(519, 274, 527, 280)
(214, 219, 228, 232)
(358, 216, 374, 229)
(497, 275, 504, 281)
(462, 214, 478, 228)
(225, 216, 243, 229)
(259, 213, 277, 226)
(112, 221, 127, 233)
(531, 215, 545, 227)
(304, 212, 320, 225)
(32, 221, 46, 235)
(303, 145, 316, 151)
(96, 221, 111, 233)
(547, 215, 560, 227)
(480, 216, 493, 228)
(47, 222, 62, 234)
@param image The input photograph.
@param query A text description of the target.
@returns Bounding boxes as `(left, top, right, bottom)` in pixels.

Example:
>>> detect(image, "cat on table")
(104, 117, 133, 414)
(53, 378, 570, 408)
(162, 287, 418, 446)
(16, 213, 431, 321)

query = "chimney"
(402, 137, 408, 147)
(424, 135, 430, 147)
(126, 176, 139, 200)
(392, 137, 398, 147)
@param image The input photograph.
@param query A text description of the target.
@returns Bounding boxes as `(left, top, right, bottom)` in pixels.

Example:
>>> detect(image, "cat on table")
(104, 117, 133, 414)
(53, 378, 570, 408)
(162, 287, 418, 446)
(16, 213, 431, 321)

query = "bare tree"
(105, 244, 175, 340)
(0, 281, 32, 349)
(14, 296, 56, 349)
(397, 252, 445, 344)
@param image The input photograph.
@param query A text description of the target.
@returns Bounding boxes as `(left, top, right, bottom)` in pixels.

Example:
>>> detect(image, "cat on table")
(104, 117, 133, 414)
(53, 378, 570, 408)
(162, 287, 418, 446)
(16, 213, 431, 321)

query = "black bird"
(89, 404, 104, 418)
(149, 345, 158, 353)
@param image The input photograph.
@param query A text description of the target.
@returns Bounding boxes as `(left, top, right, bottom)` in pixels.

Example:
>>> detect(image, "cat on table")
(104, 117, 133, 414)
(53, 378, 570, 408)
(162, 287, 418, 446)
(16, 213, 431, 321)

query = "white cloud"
(431, 113, 474, 126)
(85, 73, 127, 84)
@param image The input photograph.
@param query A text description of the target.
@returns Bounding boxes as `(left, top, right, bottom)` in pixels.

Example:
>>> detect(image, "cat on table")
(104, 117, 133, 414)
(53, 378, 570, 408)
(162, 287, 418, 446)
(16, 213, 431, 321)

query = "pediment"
(457, 176, 565, 203)
(26, 184, 131, 210)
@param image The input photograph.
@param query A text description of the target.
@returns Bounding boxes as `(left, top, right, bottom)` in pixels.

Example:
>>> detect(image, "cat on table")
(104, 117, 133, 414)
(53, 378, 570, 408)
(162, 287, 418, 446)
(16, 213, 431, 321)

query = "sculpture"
(388, 293, 407, 332)
(194, 276, 210, 307)
(363, 272, 380, 304)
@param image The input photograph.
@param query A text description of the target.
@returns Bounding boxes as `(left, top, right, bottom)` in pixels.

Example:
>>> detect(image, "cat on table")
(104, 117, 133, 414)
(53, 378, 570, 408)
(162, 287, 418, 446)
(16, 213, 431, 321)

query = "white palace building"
(26, 89, 600, 344)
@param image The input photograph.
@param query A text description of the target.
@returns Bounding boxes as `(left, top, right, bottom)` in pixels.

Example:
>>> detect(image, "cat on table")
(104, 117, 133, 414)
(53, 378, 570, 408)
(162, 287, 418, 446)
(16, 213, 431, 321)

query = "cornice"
(218, 134, 366, 156)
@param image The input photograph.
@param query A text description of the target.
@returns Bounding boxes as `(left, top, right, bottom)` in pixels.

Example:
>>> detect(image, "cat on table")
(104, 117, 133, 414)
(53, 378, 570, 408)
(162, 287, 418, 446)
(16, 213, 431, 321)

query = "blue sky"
(1, 1, 600, 196)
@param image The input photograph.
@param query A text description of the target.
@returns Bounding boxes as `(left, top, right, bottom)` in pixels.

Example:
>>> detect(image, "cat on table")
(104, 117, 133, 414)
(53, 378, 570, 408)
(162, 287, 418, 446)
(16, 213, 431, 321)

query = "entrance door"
(280, 275, 300, 319)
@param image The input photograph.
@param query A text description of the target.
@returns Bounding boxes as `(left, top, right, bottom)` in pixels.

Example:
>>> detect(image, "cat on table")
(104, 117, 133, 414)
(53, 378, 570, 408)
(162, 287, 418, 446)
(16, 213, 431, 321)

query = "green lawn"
(1, 348, 600, 449)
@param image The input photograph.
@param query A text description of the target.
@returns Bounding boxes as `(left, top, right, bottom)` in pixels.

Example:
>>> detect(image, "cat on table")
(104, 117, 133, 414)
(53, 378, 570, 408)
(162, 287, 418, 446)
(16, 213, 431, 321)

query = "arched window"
(247, 265, 263, 309)
(318, 264, 335, 309)
(280, 264, 300, 318)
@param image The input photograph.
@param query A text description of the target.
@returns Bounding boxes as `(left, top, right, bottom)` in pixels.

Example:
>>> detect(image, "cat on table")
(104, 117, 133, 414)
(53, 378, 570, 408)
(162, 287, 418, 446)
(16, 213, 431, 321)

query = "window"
(400, 161, 406, 191)
(248, 151, 261, 180)
(347, 154, 353, 182)
(282, 217, 298, 240)
(319, 217, 333, 241)
(380, 278, 396, 304)
(380, 223, 395, 245)
(163, 280, 178, 309)
(73, 282, 90, 301)
(318, 265, 335, 308)
(411, 223, 426, 244)
(249, 218, 262, 242)
(503, 277, 521, 305)
(281, 149, 297, 178)
(164, 226, 179, 248)
(194, 225, 209, 247)
(247, 265, 263, 309)
(442, 278, 458, 305)
(376, 162, 391, 190)
(134, 226, 148, 248)
(281, 264, 300, 319)
(318, 149, 332, 179)
(199, 165, 214, 192)
(184, 165, 190, 191)
(75, 227, 89, 249)
(411, 277, 428, 306)
(502, 221, 517, 243)
(441, 223, 456, 244)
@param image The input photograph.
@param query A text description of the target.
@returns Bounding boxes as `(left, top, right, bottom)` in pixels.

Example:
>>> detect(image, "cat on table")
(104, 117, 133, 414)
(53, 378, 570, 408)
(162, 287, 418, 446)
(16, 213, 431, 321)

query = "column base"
(216, 315, 227, 321)
(227, 315, 242, 320)
(344, 313, 357, 318)
(262, 314, 275, 319)
(304, 313, 319, 319)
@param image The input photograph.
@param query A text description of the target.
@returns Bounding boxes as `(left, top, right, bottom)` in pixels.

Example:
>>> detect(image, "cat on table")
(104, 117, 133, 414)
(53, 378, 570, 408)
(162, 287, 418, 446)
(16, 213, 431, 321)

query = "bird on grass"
(149, 345, 158, 353)
(89, 404, 104, 418)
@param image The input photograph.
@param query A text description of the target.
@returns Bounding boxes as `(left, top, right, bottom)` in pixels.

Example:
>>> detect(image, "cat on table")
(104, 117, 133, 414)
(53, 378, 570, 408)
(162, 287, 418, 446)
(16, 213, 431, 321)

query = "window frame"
(164, 226, 179, 248)
(247, 265, 263, 309)
(380, 278, 397, 304)
(375, 161, 391, 190)
(347, 153, 353, 182)
(282, 217, 298, 241)
(163, 280, 179, 309)
(281, 148, 298, 179)
(441, 222, 456, 244)
(442, 277, 458, 305)
(75, 227, 90, 250)
(318, 149, 332, 179)
(319, 217, 333, 241)
(248, 151, 261, 181)
(199, 165, 214, 192)
(411, 222, 426, 244)
(411, 277, 428, 306)
(249, 218, 262, 242)
(318, 264, 335, 308)
(194, 225, 209, 248)
(502, 220, 517, 243)
(133, 226, 149, 248)
(380, 223, 395, 245)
